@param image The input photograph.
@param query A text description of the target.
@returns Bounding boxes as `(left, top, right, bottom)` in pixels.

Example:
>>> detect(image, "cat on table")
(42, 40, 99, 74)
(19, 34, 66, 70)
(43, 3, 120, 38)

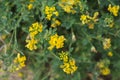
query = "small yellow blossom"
(100, 67, 110, 76)
(103, 38, 111, 50)
(109, 22, 114, 28)
(26, 22, 43, 50)
(51, 18, 61, 28)
(45, 6, 59, 20)
(59, 0, 80, 13)
(108, 51, 113, 57)
(108, 4, 119, 16)
(53, 11, 59, 16)
(29, 22, 43, 32)
(26, 38, 38, 50)
(30, 0, 35, 2)
(88, 23, 94, 29)
(28, 4, 33, 10)
(97, 61, 104, 69)
(80, 12, 99, 29)
(29, 22, 43, 38)
(13, 53, 26, 71)
(56, 36, 65, 49)
(80, 15, 91, 24)
(92, 12, 99, 22)
(80, 15, 87, 22)
(59, 51, 69, 62)
(60, 58, 78, 74)
(61, 0, 79, 5)
(104, 17, 114, 28)
(59, 51, 77, 74)
(48, 34, 66, 50)
(55, 20, 61, 25)
(48, 34, 58, 50)
(59, 5, 74, 13)
(97, 60, 110, 76)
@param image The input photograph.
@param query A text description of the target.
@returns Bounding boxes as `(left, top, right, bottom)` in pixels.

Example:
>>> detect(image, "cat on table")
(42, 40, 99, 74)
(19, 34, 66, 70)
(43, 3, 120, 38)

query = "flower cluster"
(13, 53, 26, 71)
(103, 38, 111, 50)
(59, 0, 80, 13)
(8, 53, 26, 72)
(30, 0, 35, 2)
(48, 34, 66, 50)
(51, 18, 61, 28)
(59, 51, 77, 74)
(108, 4, 119, 16)
(27, 0, 35, 10)
(45, 6, 59, 20)
(108, 51, 113, 57)
(59, 51, 69, 62)
(80, 12, 99, 29)
(97, 60, 110, 76)
(28, 4, 33, 10)
(29, 22, 43, 38)
(26, 22, 43, 50)
(80, 14, 92, 24)
(104, 17, 114, 28)
(100, 67, 110, 76)
(26, 38, 38, 51)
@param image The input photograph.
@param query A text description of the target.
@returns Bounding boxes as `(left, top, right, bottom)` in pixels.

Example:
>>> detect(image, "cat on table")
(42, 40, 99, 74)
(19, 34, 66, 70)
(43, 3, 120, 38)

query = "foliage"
(0, 0, 120, 80)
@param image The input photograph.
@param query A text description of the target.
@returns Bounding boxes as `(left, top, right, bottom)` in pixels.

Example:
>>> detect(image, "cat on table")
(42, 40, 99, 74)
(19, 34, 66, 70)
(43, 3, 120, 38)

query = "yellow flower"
(59, 4, 74, 13)
(103, 38, 111, 50)
(60, 58, 77, 74)
(28, 4, 33, 10)
(13, 53, 26, 71)
(80, 15, 87, 24)
(29, 22, 43, 38)
(48, 34, 58, 50)
(26, 38, 38, 50)
(100, 67, 110, 76)
(88, 23, 94, 29)
(59, 0, 80, 13)
(80, 15, 91, 24)
(97, 61, 104, 69)
(29, 31, 38, 38)
(108, 4, 119, 16)
(109, 22, 114, 28)
(48, 34, 66, 50)
(29, 22, 43, 32)
(104, 17, 114, 28)
(59, 51, 77, 74)
(59, 51, 69, 62)
(46, 14, 52, 20)
(30, 0, 35, 2)
(80, 12, 99, 28)
(108, 51, 113, 57)
(51, 18, 61, 28)
(53, 11, 59, 16)
(45, 6, 59, 20)
(56, 36, 65, 49)
(92, 12, 99, 22)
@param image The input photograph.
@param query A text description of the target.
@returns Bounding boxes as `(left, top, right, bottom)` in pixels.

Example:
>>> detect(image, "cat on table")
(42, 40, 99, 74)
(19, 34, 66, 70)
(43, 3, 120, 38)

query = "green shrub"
(0, 0, 120, 80)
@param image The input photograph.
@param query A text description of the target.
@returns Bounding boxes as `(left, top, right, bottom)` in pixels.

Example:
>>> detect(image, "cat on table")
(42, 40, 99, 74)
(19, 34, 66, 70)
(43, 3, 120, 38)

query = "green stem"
(50, 51, 60, 60)
(107, 0, 115, 5)
(8, 6, 25, 59)
(81, 28, 93, 46)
